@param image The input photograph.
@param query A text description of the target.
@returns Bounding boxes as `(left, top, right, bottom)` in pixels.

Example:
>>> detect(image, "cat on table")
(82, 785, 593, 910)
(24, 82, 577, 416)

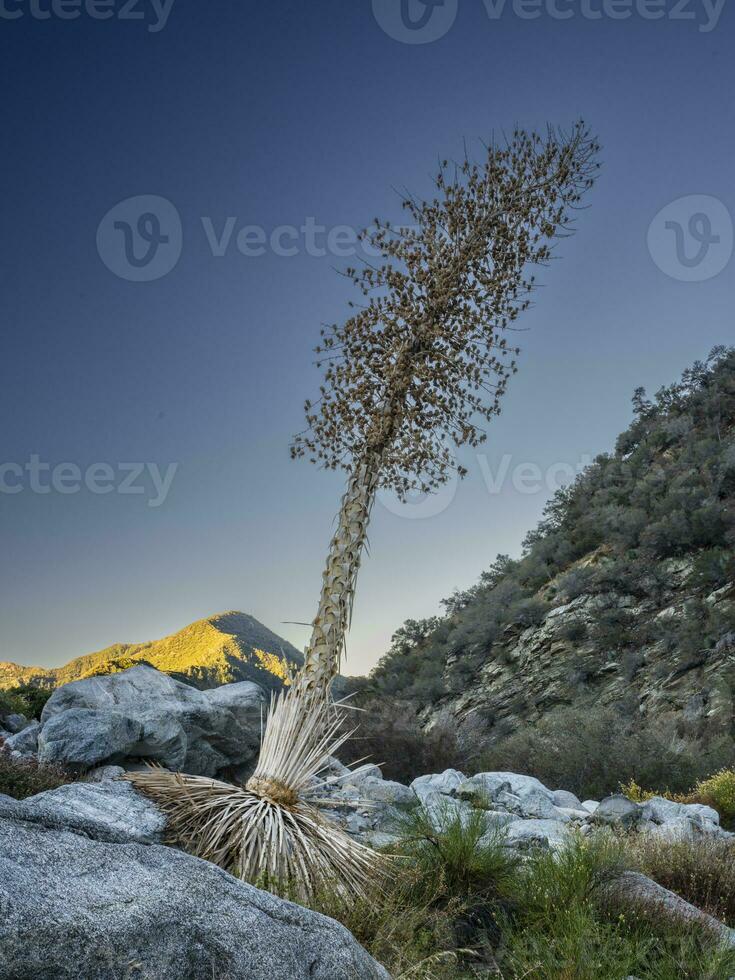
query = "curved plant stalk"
(300, 448, 383, 693)
(131, 125, 599, 902)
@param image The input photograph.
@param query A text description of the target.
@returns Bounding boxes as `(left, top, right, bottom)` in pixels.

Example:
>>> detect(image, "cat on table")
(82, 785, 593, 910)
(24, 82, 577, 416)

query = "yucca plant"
(130, 122, 600, 900)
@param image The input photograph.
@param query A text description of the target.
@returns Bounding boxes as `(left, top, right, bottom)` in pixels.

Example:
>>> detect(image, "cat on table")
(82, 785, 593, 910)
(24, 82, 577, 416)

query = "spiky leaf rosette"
(126, 683, 384, 902)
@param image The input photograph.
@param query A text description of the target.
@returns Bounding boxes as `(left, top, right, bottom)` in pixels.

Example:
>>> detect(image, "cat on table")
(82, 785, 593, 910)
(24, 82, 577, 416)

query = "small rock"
(362, 831, 401, 850)
(504, 818, 572, 852)
(642, 795, 720, 828)
(420, 791, 474, 831)
(457, 772, 553, 809)
(2, 713, 30, 734)
(552, 789, 583, 809)
(555, 806, 592, 822)
(410, 769, 466, 801)
(592, 795, 644, 830)
(353, 775, 414, 806)
(2, 719, 40, 757)
(84, 765, 126, 783)
(495, 787, 561, 820)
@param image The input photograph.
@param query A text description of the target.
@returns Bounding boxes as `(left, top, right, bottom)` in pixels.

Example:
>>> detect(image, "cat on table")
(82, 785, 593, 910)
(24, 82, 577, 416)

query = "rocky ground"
(3, 665, 735, 977)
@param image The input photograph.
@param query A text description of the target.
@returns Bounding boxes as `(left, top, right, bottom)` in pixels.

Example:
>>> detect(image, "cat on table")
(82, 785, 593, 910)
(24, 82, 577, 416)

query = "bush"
(0, 684, 53, 721)
(0, 746, 72, 799)
(691, 768, 735, 825)
(497, 836, 735, 979)
(394, 802, 517, 906)
(475, 707, 731, 802)
(628, 834, 735, 927)
(0, 689, 27, 719)
(337, 699, 471, 785)
(311, 805, 517, 977)
(309, 819, 735, 979)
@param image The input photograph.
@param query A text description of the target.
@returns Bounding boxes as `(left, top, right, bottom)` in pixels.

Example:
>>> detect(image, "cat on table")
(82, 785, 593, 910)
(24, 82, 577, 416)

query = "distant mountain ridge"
(0, 612, 303, 692)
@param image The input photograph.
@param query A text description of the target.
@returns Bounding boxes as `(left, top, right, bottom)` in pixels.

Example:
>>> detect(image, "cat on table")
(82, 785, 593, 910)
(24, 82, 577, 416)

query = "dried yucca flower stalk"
(131, 124, 599, 900)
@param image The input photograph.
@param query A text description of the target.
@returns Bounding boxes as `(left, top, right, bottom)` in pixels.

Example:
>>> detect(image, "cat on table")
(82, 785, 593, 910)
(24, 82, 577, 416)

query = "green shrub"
(508, 833, 629, 924)
(310, 807, 517, 978)
(394, 802, 517, 906)
(496, 836, 735, 980)
(0, 747, 72, 799)
(0, 684, 54, 721)
(692, 768, 735, 824)
(308, 822, 735, 979)
(0, 689, 28, 719)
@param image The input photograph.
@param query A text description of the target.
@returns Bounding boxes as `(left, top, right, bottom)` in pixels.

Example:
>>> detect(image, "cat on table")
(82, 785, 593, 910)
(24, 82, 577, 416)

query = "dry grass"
(626, 833, 735, 927)
(0, 744, 73, 799)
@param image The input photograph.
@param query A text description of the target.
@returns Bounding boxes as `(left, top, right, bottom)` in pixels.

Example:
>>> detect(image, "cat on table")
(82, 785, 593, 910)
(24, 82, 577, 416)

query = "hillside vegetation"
(0, 612, 301, 694)
(360, 348, 735, 778)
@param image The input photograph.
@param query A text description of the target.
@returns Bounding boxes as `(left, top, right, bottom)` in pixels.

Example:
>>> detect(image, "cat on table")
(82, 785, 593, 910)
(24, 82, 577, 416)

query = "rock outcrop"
(0, 778, 166, 845)
(315, 765, 729, 851)
(423, 570, 735, 742)
(36, 665, 264, 777)
(0, 813, 388, 980)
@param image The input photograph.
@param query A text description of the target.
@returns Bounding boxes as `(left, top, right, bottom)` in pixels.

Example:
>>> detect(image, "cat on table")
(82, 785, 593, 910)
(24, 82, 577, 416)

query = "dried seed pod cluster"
(292, 123, 600, 501)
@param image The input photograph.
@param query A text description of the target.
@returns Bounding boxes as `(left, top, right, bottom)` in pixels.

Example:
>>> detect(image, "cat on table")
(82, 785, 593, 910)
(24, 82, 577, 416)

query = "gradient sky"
(1, 0, 733, 675)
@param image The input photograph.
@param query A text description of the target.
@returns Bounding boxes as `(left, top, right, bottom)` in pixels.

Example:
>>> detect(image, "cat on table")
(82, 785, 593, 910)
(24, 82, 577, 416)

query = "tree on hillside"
(130, 123, 600, 898)
(370, 346, 735, 704)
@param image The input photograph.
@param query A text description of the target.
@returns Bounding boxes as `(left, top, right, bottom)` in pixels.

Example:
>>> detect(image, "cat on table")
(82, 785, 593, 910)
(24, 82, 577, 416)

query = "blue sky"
(1, 0, 733, 674)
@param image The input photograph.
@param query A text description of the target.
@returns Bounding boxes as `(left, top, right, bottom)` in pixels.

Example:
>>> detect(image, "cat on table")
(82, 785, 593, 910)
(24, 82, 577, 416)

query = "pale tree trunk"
(299, 337, 431, 695)
(299, 448, 383, 695)
(247, 360, 414, 801)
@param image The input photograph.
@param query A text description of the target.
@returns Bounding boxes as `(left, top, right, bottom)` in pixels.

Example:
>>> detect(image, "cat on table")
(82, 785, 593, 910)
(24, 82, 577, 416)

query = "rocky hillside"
(0, 611, 302, 693)
(367, 347, 735, 747)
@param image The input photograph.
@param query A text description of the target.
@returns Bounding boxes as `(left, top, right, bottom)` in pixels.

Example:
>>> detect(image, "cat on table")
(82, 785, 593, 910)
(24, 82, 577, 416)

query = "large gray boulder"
(456, 771, 553, 807)
(0, 817, 389, 980)
(600, 871, 735, 950)
(0, 779, 166, 845)
(37, 666, 265, 777)
(641, 795, 722, 839)
(503, 818, 573, 852)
